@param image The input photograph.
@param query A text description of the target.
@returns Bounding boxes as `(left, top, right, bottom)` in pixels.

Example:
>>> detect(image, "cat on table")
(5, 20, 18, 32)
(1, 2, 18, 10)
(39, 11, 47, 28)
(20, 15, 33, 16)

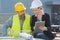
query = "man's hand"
(39, 26, 47, 31)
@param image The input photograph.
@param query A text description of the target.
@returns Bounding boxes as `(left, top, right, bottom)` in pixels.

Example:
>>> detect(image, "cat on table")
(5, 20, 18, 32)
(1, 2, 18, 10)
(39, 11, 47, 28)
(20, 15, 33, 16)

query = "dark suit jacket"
(30, 13, 51, 31)
(30, 13, 55, 39)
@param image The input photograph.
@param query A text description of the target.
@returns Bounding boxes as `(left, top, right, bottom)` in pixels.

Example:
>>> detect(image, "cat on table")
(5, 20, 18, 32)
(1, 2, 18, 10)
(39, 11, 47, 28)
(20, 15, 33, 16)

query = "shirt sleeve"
(2, 16, 12, 36)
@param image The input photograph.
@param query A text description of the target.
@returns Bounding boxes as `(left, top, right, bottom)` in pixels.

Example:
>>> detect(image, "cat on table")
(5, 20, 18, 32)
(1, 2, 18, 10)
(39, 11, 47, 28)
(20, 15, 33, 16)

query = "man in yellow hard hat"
(2, 2, 31, 37)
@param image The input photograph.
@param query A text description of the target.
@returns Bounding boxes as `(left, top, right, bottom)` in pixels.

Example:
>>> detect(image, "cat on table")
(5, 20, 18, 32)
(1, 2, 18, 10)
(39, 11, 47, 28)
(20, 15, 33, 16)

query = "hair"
(37, 7, 43, 10)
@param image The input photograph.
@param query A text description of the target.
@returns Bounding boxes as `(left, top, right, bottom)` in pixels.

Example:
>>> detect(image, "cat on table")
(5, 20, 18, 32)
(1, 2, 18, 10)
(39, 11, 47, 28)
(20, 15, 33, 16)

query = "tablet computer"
(34, 21, 45, 33)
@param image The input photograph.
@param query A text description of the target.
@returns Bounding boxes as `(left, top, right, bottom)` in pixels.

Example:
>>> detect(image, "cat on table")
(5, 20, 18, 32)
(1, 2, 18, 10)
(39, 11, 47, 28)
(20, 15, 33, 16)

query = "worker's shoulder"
(31, 15, 37, 18)
(45, 13, 49, 16)
(25, 14, 31, 17)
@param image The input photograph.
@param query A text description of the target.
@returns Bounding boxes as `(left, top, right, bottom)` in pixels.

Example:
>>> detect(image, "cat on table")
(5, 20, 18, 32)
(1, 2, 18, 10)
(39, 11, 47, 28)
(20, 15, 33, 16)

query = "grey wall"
(53, 0, 60, 5)
(0, 0, 1, 13)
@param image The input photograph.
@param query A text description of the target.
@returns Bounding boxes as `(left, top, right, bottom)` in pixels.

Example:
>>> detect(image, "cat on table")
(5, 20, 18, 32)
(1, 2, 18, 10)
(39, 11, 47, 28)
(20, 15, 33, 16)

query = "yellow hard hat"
(15, 2, 26, 12)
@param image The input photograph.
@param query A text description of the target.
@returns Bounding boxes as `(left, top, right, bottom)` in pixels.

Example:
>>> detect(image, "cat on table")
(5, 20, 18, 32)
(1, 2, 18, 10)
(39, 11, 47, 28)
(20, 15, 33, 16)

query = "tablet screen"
(34, 21, 45, 33)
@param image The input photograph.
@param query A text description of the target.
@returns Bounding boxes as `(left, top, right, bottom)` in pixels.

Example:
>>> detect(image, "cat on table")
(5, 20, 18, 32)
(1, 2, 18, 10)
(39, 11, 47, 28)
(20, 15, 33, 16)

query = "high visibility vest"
(8, 14, 31, 37)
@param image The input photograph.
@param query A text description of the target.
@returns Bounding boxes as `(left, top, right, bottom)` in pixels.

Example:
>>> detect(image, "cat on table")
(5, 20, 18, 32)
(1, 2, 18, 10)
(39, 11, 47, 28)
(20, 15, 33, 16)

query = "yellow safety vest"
(8, 14, 31, 37)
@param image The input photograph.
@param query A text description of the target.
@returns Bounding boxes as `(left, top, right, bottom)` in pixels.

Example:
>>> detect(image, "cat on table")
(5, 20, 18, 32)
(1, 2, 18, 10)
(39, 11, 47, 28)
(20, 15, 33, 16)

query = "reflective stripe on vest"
(8, 14, 31, 37)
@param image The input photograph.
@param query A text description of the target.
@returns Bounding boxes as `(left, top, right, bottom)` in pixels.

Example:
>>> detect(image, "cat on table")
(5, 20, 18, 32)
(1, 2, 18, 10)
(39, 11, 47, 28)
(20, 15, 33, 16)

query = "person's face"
(32, 7, 43, 17)
(16, 10, 25, 17)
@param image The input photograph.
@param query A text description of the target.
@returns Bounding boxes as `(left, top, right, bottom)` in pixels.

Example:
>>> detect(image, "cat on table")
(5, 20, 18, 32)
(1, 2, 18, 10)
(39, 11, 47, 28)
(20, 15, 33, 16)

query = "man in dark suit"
(30, 0, 55, 40)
